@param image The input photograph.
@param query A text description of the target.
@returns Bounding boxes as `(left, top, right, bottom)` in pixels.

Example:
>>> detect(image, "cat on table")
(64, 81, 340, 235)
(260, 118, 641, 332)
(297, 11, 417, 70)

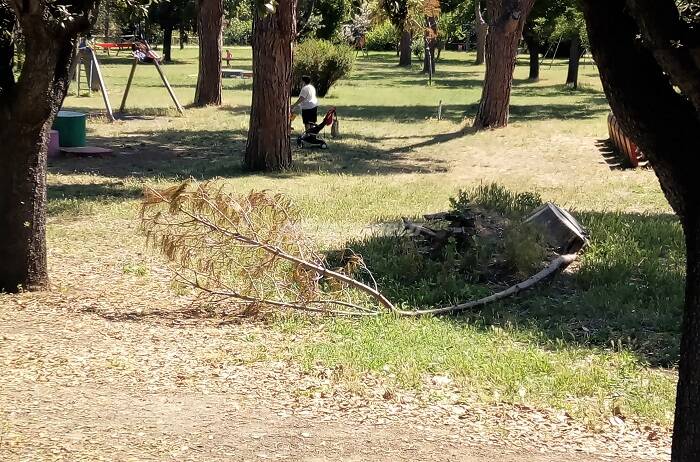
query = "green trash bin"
(53, 111, 86, 147)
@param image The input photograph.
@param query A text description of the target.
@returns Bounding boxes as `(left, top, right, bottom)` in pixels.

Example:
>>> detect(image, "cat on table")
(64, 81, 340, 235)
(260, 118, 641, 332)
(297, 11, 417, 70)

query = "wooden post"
(76, 58, 82, 95)
(119, 59, 138, 113)
(86, 47, 115, 121)
(152, 59, 184, 114)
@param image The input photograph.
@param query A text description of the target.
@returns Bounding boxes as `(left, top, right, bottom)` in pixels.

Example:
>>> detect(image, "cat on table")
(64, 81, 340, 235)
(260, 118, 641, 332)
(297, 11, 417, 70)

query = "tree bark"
(194, 0, 223, 106)
(0, 14, 81, 292)
(103, 0, 111, 40)
(523, 30, 539, 81)
(474, 0, 487, 65)
(675, 216, 700, 461)
(566, 35, 581, 88)
(422, 16, 437, 74)
(163, 25, 173, 63)
(473, 0, 535, 129)
(579, 1, 700, 458)
(244, 0, 296, 171)
(399, 29, 411, 67)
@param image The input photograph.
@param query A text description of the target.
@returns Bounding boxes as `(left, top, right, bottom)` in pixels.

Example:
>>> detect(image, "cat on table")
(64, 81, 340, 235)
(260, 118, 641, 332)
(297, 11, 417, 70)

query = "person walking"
(291, 75, 318, 130)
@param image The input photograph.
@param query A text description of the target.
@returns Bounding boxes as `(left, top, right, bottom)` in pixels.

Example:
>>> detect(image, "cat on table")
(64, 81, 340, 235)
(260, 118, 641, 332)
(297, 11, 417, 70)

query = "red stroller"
(296, 107, 336, 149)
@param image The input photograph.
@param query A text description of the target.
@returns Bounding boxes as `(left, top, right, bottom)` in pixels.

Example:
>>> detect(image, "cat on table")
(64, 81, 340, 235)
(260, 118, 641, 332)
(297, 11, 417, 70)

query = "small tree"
(422, 0, 439, 74)
(149, 0, 196, 62)
(244, 0, 296, 171)
(473, 0, 535, 129)
(0, 0, 99, 292)
(380, 0, 412, 66)
(580, 1, 700, 459)
(194, 0, 223, 105)
(551, 6, 587, 89)
(474, 0, 487, 65)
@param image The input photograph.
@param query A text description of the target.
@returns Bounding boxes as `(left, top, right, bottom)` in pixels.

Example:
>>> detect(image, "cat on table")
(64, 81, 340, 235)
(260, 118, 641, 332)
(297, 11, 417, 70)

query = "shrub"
(293, 39, 355, 97)
(224, 17, 252, 45)
(502, 223, 548, 277)
(365, 20, 398, 51)
(412, 37, 424, 58)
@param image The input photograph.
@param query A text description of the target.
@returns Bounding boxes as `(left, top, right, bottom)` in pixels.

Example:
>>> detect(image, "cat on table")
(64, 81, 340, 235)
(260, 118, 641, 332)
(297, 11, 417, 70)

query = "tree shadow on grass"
(333, 210, 684, 367)
(221, 101, 607, 124)
(48, 125, 463, 181)
(47, 181, 143, 217)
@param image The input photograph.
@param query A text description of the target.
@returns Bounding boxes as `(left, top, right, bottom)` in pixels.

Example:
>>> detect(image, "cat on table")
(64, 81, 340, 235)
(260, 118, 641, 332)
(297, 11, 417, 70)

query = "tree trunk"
(194, 0, 223, 106)
(473, 0, 535, 129)
(523, 31, 539, 81)
(103, 0, 110, 39)
(0, 20, 78, 292)
(163, 25, 173, 63)
(579, 1, 700, 457)
(422, 44, 435, 74)
(399, 29, 411, 67)
(244, 0, 296, 171)
(474, 0, 487, 65)
(422, 16, 437, 74)
(179, 27, 186, 49)
(674, 215, 700, 461)
(566, 35, 581, 88)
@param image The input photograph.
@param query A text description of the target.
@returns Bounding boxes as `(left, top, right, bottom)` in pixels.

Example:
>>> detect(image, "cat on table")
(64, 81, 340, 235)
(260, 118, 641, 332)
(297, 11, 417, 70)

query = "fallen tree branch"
(402, 253, 578, 316)
(141, 181, 580, 319)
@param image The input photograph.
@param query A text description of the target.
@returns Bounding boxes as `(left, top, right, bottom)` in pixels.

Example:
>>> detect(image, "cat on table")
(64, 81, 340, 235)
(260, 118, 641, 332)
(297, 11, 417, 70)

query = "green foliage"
(456, 183, 543, 218)
(224, 17, 253, 44)
(293, 39, 355, 97)
(365, 20, 398, 50)
(314, 0, 352, 40)
(411, 36, 424, 58)
(503, 223, 548, 277)
(438, 11, 468, 45)
(552, 6, 588, 46)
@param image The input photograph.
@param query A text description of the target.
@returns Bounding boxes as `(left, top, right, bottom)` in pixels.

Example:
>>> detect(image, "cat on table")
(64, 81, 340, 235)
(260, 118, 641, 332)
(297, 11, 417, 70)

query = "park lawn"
(49, 46, 680, 429)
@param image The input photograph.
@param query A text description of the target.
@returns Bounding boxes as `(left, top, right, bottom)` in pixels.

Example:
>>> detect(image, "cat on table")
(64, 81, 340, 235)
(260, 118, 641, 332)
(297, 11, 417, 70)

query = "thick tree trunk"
(0, 21, 77, 292)
(474, 0, 487, 65)
(244, 0, 296, 171)
(675, 216, 700, 461)
(163, 25, 173, 63)
(194, 0, 223, 106)
(580, 1, 700, 457)
(566, 35, 581, 88)
(473, 0, 535, 129)
(523, 31, 539, 81)
(399, 29, 411, 67)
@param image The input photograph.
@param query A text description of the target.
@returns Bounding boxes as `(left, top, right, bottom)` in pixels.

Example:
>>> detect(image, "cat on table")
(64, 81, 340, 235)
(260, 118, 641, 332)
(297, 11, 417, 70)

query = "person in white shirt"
(291, 75, 319, 130)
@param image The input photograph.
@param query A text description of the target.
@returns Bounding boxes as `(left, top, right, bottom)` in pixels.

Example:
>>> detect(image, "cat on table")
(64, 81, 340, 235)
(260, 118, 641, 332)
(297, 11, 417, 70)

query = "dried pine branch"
(140, 181, 395, 316)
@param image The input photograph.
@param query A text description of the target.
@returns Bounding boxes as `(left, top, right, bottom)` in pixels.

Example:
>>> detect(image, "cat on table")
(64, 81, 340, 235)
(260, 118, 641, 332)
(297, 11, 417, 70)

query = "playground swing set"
(71, 38, 184, 121)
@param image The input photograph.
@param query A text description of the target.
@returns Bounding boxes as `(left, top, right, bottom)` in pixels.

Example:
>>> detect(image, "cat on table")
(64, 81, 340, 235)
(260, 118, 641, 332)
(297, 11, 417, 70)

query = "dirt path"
(0, 295, 670, 462)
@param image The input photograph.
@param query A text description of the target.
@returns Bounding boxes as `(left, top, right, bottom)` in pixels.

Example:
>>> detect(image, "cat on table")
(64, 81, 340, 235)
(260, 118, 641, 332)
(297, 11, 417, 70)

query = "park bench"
(607, 112, 645, 167)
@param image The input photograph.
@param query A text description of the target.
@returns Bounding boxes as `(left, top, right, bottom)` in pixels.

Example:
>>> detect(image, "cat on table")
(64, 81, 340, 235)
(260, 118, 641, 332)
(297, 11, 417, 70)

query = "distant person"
(291, 75, 318, 130)
(224, 49, 233, 67)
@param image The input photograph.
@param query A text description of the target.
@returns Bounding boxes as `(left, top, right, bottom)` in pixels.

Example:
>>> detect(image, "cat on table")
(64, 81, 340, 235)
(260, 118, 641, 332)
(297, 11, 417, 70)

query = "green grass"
(298, 316, 676, 427)
(52, 47, 681, 428)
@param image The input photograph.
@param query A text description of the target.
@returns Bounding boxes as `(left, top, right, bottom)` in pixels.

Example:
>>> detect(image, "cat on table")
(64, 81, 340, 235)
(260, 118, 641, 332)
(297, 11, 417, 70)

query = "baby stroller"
(296, 107, 337, 149)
